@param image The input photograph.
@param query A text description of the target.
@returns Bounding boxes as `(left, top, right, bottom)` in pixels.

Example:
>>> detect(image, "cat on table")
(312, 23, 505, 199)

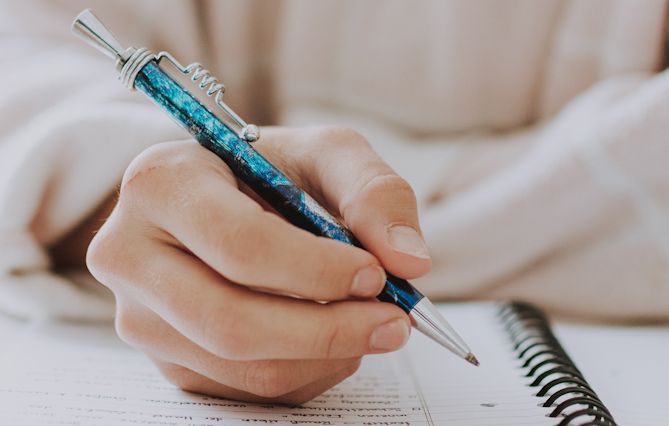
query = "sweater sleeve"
(417, 72, 669, 321)
(0, 2, 188, 320)
(282, 72, 669, 322)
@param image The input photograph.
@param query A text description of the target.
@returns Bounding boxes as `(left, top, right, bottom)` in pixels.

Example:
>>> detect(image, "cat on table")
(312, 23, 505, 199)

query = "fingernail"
(370, 318, 411, 351)
(351, 265, 386, 297)
(387, 225, 430, 259)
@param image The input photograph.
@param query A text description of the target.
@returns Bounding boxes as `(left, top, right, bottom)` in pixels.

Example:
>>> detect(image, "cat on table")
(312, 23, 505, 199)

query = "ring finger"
(115, 297, 362, 397)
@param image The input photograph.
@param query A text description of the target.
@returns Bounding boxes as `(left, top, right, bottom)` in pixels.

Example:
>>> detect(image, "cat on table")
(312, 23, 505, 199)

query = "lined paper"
(0, 304, 555, 425)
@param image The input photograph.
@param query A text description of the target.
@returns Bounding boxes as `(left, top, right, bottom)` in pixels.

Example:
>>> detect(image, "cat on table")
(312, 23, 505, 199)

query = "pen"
(71, 9, 478, 366)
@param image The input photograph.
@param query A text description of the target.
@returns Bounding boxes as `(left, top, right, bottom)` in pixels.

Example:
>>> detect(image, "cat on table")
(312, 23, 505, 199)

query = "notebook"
(0, 302, 632, 425)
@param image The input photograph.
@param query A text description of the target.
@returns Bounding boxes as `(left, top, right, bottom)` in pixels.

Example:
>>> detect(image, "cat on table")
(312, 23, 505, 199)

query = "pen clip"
(154, 51, 259, 143)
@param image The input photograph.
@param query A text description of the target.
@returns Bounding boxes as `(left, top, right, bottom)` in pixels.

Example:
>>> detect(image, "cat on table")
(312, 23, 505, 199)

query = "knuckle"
(243, 362, 292, 398)
(317, 315, 344, 359)
(214, 229, 248, 272)
(86, 214, 146, 293)
(85, 230, 111, 281)
(212, 215, 265, 281)
(311, 256, 342, 298)
(341, 173, 416, 218)
(160, 363, 201, 391)
(360, 174, 415, 201)
(119, 141, 199, 201)
(86, 222, 125, 286)
(114, 308, 143, 347)
(121, 144, 174, 190)
(117, 141, 235, 223)
(201, 310, 249, 360)
(313, 126, 369, 150)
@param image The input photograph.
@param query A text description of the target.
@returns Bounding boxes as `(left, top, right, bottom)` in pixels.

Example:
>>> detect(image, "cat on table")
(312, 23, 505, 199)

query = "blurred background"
(0, 0, 668, 322)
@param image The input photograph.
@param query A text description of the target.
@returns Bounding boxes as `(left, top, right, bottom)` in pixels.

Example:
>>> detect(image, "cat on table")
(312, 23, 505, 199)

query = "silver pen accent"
(411, 298, 479, 366)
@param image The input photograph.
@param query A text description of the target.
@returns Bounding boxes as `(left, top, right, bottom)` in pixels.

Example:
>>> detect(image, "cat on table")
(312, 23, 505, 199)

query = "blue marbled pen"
(72, 9, 477, 366)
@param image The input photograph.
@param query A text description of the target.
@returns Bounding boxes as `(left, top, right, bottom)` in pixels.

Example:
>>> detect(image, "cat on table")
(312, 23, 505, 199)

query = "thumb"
(261, 126, 431, 279)
(340, 172, 431, 279)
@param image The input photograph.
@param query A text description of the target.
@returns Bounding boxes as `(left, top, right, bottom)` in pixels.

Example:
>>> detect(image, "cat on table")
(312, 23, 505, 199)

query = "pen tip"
(465, 353, 480, 367)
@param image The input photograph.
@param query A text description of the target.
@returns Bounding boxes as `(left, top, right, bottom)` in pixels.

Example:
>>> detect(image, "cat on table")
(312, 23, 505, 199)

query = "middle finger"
(115, 297, 363, 397)
(124, 240, 410, 361)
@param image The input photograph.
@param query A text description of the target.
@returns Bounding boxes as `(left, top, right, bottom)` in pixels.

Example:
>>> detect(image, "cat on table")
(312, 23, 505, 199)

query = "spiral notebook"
(0, 302, 618, 425)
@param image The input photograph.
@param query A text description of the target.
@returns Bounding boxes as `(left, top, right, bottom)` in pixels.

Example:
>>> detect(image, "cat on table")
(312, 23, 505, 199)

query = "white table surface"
(0, 313, 24, 349)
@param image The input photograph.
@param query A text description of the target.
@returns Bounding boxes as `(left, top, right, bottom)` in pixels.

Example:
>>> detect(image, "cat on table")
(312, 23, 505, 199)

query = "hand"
(87, 126, 431, 404)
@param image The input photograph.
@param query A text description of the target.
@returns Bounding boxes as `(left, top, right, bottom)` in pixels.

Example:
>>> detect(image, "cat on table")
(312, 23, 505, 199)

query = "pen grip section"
(135, 62, 349, 240)
(133, 61, 423, 312)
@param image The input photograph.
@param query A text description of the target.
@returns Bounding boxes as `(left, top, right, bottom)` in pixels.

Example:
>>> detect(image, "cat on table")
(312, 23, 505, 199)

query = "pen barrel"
(134, 61, 424, 313)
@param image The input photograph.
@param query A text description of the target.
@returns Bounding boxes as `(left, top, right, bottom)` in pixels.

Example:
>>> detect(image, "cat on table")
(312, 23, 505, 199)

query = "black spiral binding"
(498, 302, 617, 426)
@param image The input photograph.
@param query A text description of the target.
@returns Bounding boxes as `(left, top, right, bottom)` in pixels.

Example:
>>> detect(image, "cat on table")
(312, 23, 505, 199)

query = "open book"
(0, 302, 663, 425)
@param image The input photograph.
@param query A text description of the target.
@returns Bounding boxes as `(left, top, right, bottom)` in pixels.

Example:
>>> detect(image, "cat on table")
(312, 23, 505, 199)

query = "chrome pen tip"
(409, 298, 477, 365)
(465, 353, 480, 367)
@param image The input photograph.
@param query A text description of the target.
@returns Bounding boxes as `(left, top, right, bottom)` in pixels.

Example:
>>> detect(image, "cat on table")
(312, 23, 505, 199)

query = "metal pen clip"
(72, 9, 259, 142)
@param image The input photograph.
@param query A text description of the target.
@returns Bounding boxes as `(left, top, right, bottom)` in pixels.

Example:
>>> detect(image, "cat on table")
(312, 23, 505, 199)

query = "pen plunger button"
(72, 9, 132, 66)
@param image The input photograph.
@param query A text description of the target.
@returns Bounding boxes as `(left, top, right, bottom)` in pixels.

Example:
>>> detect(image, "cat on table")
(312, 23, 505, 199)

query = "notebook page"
(0, 303, 554, 425)
(403, 303, 554, 425)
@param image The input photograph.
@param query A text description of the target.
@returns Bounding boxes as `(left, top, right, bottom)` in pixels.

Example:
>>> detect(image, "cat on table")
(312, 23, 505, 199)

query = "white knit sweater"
(1, 0, 668, 321)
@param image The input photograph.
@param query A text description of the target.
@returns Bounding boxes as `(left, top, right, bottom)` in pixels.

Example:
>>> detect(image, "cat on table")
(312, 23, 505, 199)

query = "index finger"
(120, 141, 387, 302)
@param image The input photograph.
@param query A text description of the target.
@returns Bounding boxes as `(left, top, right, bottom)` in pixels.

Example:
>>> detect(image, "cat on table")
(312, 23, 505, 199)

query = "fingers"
(255, 127, 431, 279)
(115, 298, 362, 397)
(86, 134, 424, 404)
(94, 237, 410, 360)
(117, 140, 386, 301)
(154, 359, 359, 405)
